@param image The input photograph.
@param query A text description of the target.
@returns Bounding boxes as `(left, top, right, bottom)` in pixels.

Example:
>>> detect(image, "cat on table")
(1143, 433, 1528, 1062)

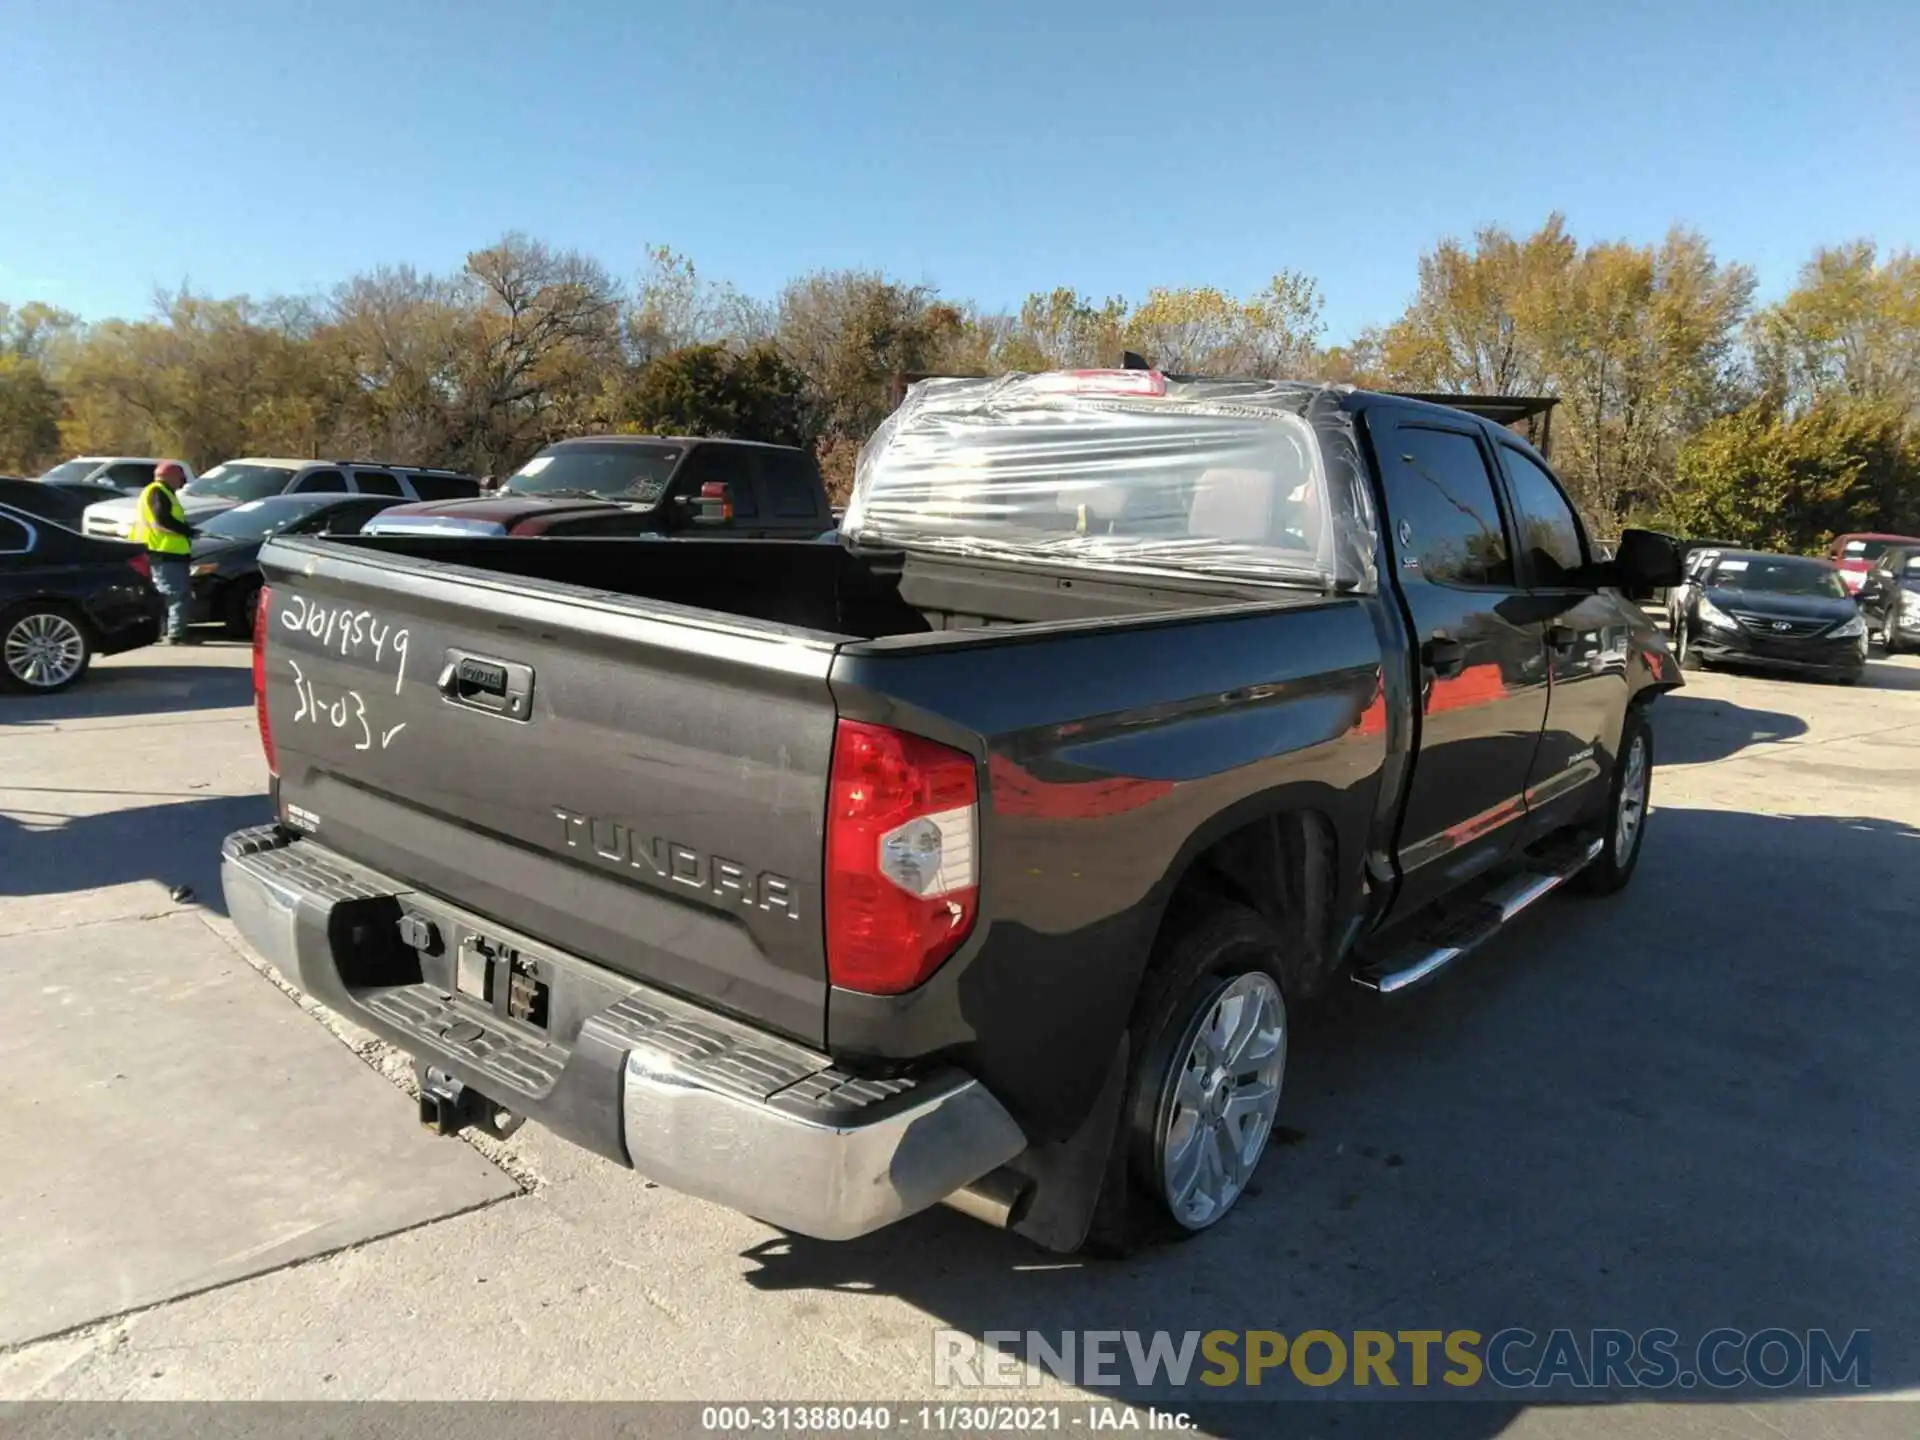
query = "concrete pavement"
(2, 640, 1917, 1437)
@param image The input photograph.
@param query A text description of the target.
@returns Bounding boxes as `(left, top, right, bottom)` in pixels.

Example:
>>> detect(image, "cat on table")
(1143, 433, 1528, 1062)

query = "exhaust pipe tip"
(941, 1167, 1031, 1230)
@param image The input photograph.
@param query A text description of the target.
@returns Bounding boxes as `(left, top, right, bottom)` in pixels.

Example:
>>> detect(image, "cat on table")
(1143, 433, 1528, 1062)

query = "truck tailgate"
(255, 538, 839, 1046)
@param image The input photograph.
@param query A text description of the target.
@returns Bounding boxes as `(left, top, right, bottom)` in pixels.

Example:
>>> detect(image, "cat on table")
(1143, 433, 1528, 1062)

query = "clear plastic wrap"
(844, 372, 1379, 592)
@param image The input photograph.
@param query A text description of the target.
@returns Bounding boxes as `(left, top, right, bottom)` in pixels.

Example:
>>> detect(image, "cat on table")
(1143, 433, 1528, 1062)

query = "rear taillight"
(126, 552, 151, 580)
(253, 583, 277, 777)
(825, 719, 979, 995)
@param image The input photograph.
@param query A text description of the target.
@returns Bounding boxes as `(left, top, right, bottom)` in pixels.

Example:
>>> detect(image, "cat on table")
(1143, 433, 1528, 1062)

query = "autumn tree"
(1379, 217, 1575, 395)
(319, 266, 466, 463)
(1379, 216, 1753, 532)
(995, 288, 1127, 371)
(1751, 242, 1920, 414)
(1540, 229, 1755, 526)
(59, 290, 336, 467)
(0, 302, 76, 471)
(626, 246, 770, 366)
(612, 342, 811, 446)
(446, 234, 624, 475)
(1667, 400, 1920, 552)
(1121, 274, 1324, 376)
(773, 270, 967, 442)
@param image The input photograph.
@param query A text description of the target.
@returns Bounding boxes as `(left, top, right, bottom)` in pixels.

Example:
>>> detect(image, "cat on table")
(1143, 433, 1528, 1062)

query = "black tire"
(1086, 902, 1290, 1256)
(0, 602, 95, 694)
(1884, 615, 1904, 657)
(1675, 619, 1702, 671)
(223, 580, 263, 639)
(1575, 707, 1652, 896)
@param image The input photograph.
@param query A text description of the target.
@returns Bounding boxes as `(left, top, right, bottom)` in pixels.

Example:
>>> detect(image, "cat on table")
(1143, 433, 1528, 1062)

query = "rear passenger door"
(1494, 442, 1625, 837)
(1371, 408, 1550, 918)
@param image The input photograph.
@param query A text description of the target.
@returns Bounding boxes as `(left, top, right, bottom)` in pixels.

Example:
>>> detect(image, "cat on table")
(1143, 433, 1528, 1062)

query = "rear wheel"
(223, 580, 263, 639)
(1576, 708, 1652, 896)
(1088, 903, 1290, 1253)
(1, 604, 93, 694)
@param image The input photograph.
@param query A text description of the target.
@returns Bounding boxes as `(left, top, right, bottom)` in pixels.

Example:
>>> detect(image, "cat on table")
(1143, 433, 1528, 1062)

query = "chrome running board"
(1354, 837, 1604, 995)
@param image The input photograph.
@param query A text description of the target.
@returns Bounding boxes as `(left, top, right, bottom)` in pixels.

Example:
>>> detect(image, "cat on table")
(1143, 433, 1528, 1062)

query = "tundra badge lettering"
(553, 807, 798, 918)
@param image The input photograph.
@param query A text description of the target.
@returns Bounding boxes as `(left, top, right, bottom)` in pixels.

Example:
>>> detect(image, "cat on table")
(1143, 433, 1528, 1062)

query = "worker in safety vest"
(132, 461, 195, 643)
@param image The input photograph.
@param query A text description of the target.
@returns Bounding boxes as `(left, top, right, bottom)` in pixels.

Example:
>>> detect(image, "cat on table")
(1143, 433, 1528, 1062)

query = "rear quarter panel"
(827, 597, 1390, 1138)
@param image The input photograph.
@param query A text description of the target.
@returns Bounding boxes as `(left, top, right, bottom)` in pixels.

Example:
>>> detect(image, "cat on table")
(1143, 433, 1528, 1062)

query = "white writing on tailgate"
(286, 660, 406, 752)
(279, 593, 410, 695)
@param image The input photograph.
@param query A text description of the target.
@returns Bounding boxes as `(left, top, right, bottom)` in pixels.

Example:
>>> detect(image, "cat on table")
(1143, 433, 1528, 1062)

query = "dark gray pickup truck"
(223, 372, 1682, 1252)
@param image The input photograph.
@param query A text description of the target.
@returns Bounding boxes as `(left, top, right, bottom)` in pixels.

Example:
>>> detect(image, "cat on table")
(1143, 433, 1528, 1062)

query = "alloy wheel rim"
(1616, 735, 1649, 860)
(4, 612, 85, 689)
(1157, 970, 1287, 1231)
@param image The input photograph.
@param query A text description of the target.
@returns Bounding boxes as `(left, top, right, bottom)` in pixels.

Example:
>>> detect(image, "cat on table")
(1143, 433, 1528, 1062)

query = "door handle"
(436, 650, 535, 720)
(1422, 636, 1467, 678)
(1545, 624, 1579, 651)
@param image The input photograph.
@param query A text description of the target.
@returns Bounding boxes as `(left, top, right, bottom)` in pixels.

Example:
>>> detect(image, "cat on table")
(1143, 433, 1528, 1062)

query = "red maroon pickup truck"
(364, 435, 834, 540)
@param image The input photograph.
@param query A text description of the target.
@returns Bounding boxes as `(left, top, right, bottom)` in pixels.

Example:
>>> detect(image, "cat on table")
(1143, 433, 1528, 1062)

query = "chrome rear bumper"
(221, 826, 1025, 1240)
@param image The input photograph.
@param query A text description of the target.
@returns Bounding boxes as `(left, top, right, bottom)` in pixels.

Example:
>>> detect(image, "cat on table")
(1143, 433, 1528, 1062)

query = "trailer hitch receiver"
(416, 1063, 525, 1140)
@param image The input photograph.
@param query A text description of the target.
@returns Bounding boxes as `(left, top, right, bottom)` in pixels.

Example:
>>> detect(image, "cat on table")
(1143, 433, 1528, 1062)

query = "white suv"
(36, 456, 197, 495)
(82, 458, 479, 539)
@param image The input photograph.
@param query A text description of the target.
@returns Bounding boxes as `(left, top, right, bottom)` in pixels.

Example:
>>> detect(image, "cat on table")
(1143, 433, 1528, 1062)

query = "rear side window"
(406, 472, 480, 500)
(1497, 446, 1586, 584)
(0, 514, 32, 551)
(1380, 424, 1514, 588)
(758, 451, 822, 519)
(352, 469, 405, 496)
(675, 447, 758, 518)
(292, 468, 347, 494)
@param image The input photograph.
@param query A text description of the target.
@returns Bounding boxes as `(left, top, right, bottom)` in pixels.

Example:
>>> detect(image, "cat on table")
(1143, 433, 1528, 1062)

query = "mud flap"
(1006, 1034, 1130, 1253)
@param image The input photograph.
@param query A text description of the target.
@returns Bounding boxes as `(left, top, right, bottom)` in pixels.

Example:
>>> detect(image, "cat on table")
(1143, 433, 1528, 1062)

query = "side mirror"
(1606, 528, 1683, 590)
(675, 480, 734, 528)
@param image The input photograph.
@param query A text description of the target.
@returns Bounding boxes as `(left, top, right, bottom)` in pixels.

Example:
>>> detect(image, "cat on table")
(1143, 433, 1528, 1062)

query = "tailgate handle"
(437, 651, 535, 720)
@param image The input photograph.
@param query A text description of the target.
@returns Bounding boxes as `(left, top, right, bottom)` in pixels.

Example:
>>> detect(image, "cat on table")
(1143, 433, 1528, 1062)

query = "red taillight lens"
(126, 552, 151, 580)
(253, 583, 277, 776)
(825, 719, 979, 995)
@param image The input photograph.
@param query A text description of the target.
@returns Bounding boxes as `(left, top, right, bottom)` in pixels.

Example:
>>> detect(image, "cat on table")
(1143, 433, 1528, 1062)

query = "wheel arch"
(1144, 787, 1355, 1002)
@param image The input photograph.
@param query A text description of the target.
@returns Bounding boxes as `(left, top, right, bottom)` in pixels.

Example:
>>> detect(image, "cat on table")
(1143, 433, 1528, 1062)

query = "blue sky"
(4, 0, 1915, 344)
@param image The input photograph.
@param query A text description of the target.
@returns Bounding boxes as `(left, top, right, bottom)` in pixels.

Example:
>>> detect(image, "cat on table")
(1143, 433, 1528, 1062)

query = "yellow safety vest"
(132, 481, 191, 555)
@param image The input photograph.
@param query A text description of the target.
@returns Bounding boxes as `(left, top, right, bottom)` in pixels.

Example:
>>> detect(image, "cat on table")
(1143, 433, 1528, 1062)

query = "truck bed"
(321, 533, 1293, 637)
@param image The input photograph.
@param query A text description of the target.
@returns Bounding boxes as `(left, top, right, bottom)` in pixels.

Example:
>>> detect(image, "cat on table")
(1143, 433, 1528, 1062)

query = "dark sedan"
(0, 475, 129, 528)
(1858, 545, 1920, 655)
(189, 493, 407, 635)
(1672, 550, 1867, 683)
(0, 502, 163, 693)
